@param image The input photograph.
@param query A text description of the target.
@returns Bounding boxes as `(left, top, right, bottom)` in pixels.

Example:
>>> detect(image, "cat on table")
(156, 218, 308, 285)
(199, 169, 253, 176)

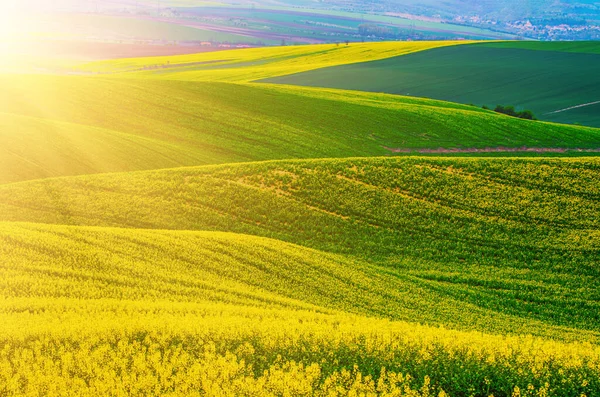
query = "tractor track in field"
(545, 100, 600, 115)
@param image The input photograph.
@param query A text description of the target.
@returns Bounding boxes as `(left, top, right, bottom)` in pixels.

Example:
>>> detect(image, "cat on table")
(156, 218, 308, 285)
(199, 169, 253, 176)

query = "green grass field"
(2, 41, 600, 396)
(263, 41, 600, 127)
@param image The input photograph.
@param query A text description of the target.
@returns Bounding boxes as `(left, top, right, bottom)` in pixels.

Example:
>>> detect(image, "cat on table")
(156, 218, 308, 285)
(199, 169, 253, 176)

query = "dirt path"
(386, 146, 600, 154)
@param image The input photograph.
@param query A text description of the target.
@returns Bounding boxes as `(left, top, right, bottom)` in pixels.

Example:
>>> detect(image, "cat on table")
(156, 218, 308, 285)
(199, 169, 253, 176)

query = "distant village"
(453, 15, 600, 40)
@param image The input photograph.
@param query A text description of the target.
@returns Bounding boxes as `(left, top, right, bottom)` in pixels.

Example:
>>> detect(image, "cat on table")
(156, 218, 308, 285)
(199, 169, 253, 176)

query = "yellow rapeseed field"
(79, 41, 470, 81)
(2, 222, 599, 396)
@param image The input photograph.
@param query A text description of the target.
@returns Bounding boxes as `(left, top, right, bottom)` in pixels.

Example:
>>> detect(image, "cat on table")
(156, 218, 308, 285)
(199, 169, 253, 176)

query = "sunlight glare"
(0, 2, 25, 38)
(0, 2, 28, 59)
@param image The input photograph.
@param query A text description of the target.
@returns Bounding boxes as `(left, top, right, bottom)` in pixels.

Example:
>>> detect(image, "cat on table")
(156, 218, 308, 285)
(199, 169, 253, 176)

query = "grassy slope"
(262, 42, 600, 127)
(0, 222, 409, 317)
(2, 221, 564, 337)
(0, 112, 203, 184)
(1, 157, 599, 341)
(2, 73, 600, 184)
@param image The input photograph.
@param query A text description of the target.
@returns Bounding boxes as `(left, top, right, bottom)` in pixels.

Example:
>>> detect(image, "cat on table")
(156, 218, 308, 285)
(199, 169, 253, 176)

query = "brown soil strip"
(385, 146, 600, 154)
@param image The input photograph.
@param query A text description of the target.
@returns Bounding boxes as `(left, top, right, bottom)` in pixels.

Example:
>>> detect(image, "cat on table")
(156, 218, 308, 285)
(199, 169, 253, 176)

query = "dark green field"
(263, 42, 600, 127)
(481, 41, 600, 54)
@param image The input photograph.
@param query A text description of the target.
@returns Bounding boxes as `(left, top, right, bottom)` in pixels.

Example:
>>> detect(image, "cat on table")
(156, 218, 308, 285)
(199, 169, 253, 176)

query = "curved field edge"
(1, 222, 599, 397)
(2, 76, 600, 184)
(0, 156, 599, 341)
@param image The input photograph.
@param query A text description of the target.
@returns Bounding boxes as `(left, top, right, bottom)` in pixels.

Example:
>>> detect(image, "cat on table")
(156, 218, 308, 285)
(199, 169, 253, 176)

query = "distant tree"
(493, 104, 536, 120)
(494, 105, 516, 117)
(358, 23, 395, 38)
(517, 110, 536, 120)
(281, 39, 286, 46)
(345, 40, 349, 45)
(504, 106, 517, 117)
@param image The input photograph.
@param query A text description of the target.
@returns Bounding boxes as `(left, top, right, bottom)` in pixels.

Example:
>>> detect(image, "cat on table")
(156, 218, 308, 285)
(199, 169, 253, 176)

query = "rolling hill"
(2, 40, 600, 396)
(2, 156, 600, 396)
(1, 157, 599, 338)
(2, 69, 600, 184)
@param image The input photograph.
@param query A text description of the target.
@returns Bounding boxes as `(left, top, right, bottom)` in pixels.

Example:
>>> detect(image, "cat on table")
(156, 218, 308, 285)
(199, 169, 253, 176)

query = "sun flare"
(0, 3, 29, 59)
(0, 2, 25, 37)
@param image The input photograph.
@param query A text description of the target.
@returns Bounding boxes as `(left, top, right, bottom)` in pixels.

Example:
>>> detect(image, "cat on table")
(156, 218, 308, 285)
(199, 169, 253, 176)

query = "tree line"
(482, 104, 537, 120)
